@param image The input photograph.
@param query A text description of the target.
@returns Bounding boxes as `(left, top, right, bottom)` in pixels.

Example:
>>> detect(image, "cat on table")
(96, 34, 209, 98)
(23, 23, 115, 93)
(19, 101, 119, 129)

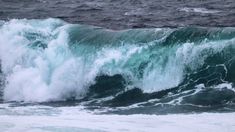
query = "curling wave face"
(0, 18, 235, 114)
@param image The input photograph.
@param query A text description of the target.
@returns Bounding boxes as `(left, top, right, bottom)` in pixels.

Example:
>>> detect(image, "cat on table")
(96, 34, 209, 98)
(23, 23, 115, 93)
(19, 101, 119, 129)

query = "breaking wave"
(0, 18, 235, 113)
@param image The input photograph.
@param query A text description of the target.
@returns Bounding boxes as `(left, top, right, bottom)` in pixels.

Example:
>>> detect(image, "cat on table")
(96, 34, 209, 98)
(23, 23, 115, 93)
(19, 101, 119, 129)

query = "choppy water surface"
(0, 0, 234, 29)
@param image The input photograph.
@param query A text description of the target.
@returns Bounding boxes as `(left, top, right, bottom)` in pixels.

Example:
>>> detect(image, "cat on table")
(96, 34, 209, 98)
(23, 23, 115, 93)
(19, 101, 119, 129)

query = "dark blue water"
(0, 0, 234, 29)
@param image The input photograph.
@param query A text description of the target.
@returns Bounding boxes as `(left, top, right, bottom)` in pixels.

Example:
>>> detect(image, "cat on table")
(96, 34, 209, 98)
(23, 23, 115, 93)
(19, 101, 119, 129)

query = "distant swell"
(0, 18, 235, 113)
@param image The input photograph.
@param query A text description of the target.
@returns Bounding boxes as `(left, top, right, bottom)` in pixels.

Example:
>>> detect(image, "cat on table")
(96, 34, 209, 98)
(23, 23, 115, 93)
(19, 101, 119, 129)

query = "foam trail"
(179, 7, 221, 14)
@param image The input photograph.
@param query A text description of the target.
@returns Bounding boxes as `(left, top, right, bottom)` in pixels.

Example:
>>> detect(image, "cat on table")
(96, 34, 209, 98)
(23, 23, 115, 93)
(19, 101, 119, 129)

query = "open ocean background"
(0, 0, 235, 29)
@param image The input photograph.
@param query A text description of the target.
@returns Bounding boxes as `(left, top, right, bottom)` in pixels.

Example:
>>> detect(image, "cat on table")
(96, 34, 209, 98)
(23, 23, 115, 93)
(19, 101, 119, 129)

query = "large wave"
(0, 18, 235, 113)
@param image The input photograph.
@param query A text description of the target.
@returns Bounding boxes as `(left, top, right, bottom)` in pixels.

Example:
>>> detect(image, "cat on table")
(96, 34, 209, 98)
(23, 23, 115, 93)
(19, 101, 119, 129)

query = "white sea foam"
(0, 104, 235, 132)
(179, 7, 221, 14)
(0, 19, 89, 102)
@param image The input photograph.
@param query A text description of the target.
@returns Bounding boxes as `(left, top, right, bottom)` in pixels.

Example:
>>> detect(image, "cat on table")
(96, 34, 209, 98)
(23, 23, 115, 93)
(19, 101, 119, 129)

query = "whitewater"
(0, 18, 235, 131)
(0, 104, 235, 132)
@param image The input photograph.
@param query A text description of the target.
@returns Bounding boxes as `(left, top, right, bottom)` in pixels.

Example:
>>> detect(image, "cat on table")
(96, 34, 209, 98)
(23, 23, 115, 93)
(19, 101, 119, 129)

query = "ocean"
(0, 0, 235, 132)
